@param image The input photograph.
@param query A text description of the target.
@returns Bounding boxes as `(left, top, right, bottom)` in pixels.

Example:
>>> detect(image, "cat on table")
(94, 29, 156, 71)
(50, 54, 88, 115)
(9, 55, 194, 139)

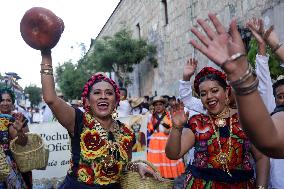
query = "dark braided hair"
(0, 87, 15, 104)
(81, 74, 120, 111)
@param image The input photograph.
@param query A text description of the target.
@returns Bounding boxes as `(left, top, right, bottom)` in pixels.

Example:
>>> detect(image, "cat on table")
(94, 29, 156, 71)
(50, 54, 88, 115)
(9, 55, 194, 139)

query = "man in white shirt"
(116, 88, 131, 118)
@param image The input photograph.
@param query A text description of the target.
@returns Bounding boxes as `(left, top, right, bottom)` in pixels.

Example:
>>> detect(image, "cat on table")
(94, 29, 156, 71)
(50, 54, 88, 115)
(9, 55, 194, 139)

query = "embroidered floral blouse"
(185, 113, 253, 171)
(0, 114, 14, 151)
(68, 108, 134, 186)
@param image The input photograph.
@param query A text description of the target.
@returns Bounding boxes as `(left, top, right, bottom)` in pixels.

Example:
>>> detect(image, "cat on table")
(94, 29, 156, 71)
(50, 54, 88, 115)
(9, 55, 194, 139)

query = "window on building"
(136, 23, 141, 39)
(161, 0, 168, 25)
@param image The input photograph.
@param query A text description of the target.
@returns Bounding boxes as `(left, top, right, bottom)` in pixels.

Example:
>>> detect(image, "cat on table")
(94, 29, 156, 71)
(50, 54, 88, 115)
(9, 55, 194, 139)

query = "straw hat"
(151, 96, 167, 105)
(276, 75, 284, 81)
(130, 97, 144, 108)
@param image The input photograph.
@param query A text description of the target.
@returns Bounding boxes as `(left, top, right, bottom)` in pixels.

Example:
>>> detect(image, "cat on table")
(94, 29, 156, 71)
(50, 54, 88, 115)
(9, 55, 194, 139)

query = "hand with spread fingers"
(170, 101, 189, 130)
(189, 13, 247, 81)
(246, 18, 267, 55)
(183, 58, 198, 81)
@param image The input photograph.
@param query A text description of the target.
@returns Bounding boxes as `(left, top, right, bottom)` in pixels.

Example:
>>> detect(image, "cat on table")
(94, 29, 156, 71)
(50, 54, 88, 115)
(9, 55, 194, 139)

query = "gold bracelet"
(40, 68, 53, 75)
(228, 64, 252, 86)
(221, 53, 246, 70)
(233, 73, 259, 96)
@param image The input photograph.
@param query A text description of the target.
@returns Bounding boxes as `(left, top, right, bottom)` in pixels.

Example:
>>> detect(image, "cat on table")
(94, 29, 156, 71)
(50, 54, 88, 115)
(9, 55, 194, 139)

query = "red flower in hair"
(194, 67, 227, 95)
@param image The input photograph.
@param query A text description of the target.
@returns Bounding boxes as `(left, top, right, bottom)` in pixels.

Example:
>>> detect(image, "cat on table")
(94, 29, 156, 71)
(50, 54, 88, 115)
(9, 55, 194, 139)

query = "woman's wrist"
(258, 43, 266, 56)
(183, 74, 193, 81)
(224, 57, 249, 82)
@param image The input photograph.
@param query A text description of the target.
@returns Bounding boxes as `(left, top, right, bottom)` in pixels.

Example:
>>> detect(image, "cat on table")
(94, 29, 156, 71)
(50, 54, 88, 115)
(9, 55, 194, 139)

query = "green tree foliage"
(55, 59, 91, 100)
(88, 29, 157, 87)
(24, 85, 42, 107)
(248, 38, 284, 80)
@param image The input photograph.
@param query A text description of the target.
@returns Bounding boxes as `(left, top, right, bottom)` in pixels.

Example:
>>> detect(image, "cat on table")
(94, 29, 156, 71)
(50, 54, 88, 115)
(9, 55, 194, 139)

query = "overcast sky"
(0, 0, 120, 88)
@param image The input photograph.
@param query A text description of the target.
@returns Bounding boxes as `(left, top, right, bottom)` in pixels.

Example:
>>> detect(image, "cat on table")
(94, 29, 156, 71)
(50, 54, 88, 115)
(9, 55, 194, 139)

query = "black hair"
(119, 87, 127, 96)
(162, 95, 170, 101)
(169, 96, 176, 100)
(144, 95, 149, 101)
(199, 74, 228, 91)
(0, 88, 15, 104)
(273, 79, 284, 97)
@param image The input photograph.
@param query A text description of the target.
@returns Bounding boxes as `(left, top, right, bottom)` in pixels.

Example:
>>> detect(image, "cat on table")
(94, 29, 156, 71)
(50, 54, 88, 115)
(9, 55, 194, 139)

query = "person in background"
(272, 76, 284, 114)
(130, 97, 148, 115)
(41, 104, 54, 122)
(142, 96, 150, 110)
(0, 88, 31, 189)
(32, 107, 42, 124)
(116, 87, 131, 117)
(167, 96, 177, 112)
(147, 96, 185, 179)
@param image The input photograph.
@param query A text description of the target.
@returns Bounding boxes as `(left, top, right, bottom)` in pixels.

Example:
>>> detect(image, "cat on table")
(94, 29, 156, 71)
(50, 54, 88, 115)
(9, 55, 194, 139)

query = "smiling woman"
(165, 67, 270, 189)
(39, 50, 162, 188)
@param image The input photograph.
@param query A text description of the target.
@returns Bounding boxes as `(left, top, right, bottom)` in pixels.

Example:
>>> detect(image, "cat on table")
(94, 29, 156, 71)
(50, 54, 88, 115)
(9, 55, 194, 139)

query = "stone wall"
(91, 0, 283, 97)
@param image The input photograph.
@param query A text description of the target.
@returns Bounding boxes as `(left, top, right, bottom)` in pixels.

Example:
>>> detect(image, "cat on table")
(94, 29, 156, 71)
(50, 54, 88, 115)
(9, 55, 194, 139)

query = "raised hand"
(190, 13, 247, 80)
(183, 58, 198, 81)
(170, 101, 189, 129)
(246, 18, 266, 44)
(246, 18, 267, 55)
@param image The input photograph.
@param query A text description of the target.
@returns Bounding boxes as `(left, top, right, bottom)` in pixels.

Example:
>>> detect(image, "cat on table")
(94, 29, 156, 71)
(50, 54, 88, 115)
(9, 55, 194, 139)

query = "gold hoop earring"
(225, 97, 230, 106)
(112, 108, 118, 119)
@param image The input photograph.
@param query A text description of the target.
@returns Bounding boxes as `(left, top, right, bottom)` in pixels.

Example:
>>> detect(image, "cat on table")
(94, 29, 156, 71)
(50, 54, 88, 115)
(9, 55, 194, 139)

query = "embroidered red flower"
(95, 161, 123, 185)
(80, 129, 108, 159)
(189, 115, 214, 140)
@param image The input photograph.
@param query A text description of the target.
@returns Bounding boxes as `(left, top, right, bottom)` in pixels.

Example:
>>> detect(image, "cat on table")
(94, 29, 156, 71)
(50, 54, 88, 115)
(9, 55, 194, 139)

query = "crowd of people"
(1, 13, 284, 189)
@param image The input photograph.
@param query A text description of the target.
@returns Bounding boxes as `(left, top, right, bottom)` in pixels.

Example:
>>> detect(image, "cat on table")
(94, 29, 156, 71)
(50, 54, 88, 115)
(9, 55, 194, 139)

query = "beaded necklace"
(209, 109, 232, 177)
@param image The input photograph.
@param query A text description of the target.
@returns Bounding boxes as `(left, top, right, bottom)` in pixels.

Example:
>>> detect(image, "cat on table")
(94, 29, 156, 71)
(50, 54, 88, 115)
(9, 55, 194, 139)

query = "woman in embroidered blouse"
(165, 67, 269, 189)
(40, 50, 161, 189)
(0, 88, 30, 189)
(147, 96, 185, 179)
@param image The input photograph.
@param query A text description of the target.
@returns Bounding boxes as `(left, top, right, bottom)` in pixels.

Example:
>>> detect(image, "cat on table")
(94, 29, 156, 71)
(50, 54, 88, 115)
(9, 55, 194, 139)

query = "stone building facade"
(90, 0, 284, 97)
